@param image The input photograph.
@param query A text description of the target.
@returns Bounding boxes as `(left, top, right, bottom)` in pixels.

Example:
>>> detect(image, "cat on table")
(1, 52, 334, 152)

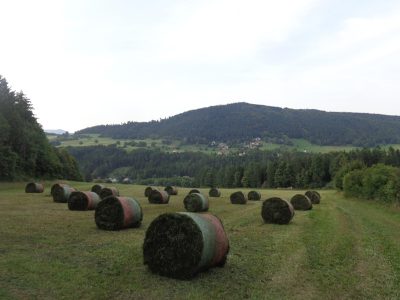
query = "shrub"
(343, 164, 400, 204)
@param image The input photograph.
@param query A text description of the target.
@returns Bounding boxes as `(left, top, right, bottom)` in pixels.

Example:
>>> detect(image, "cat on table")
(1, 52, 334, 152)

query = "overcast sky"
(1, 0, 400, 132)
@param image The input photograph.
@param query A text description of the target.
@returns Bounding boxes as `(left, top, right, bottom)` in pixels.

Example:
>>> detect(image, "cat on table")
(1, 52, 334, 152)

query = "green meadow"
(48, 134, 216, 154)
(1, 183, 400, 299)
(49, 134, 400, 155)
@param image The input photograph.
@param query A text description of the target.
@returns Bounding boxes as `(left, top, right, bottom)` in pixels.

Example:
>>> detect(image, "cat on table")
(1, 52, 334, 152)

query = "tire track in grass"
(217, 193, 327, 299)
(342, 199, 400, 299)
(223, 201, 321, 299)
(264, 193, 337, 299)
(301, 194, 363, 299)
(265, 212, 320, 300)
(220, 217, 313, 299)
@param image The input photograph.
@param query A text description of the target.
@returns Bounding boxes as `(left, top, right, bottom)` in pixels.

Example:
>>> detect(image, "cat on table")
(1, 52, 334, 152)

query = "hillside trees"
(0, 75, 82, 180)
(77, 102, 400, 147)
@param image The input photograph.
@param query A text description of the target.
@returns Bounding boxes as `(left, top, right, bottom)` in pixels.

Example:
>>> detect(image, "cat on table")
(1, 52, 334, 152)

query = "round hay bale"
(25, 182, 44, 193)
(183, 193, 209, 212)
(91, 184, 105, 195)
(99, 187, 119, 200)
(144, 186, 156, 197)
(290, 194, 312, 210)
(209, 188, 221, 197)
(164, 186, 178, 195)
(51, 183, 69, 196)
(261, 197, 295, 224)
(95, 196, 143, 230)
(230, 191, 247, 204)
(305, 190, 321, 204)
(248, 190, 261, 201)
(143, 212, 229, 279)
(148, 190, 170, 204)
(189, 189, 201, 194)
(68, 191, 101, 211)
(53, 185, 76, 203)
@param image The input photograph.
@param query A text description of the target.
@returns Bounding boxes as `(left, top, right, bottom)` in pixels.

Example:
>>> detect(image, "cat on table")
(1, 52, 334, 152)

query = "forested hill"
(77, 102, 400, 147)
(0, 76, 82, 180)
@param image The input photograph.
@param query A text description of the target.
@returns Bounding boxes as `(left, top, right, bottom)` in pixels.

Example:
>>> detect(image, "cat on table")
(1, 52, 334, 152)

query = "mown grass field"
(1, 182, 400, 299)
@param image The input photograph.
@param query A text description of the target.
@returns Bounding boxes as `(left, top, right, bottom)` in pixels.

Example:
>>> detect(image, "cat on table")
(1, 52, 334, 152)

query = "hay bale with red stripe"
(51, 183, 69, 196)
(144, 186, 156, 197)
(209, 188, 221, 197)
(290, 194, 312, 210)
(91, 184, 105, 195)
(230, 191, 247, 204)
(148, 190, 170, 204)
(262, 197, 295, 224)
(189, 189, 201, 194)
(248, 190, 261, 201)
(52, 185, 76, 203)
(95, 196, 143, 230)
(184, 193, 209, 212)
(99, 187, 119, 200)
(143, 212, 229, 279)
(305, 190, 321, 204)
(25, 182, 44, 193)
(68, 191, 101, 211)
(164, 186, 178, 195)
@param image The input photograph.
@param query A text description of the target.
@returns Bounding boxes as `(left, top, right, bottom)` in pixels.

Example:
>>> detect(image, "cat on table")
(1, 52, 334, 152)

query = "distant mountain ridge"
(45, 129, 67, 135)
(77, 102, 400, 147)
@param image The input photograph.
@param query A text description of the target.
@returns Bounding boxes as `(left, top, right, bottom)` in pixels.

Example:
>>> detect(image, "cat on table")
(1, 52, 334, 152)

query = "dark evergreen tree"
(0, 75, 82, 181)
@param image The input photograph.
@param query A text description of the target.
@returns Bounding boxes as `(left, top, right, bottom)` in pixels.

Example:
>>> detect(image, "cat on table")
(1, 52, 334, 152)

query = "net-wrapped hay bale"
(290, 194, 313, 210)
(53, 185, 76, 203)
(248, 190, 261, 201)
(262, 197, 295, 224)
(230, 191, 247, 204)
(99, 187, 119, 200)
(209, 188, 221, 197)
(25, 182, 44, 193)
(144, 186, 156, 197)
(95, 196, 143, 230)
(184, 193, 209, 212)
(91, 184, 105, 195)
(305, 190, 321, 204)
(148, 190, 170, 204)
(164, 185, 178, 195)
(143, 212, 229, 279)
(51, 183, 69, 196)
(68, 191, 101, 211)
(189, 189, 201, 194)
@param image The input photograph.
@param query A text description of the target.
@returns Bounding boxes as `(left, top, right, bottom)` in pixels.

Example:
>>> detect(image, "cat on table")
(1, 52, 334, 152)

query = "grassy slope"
(49, 134, 215, 154)
(49, 134, 400, 154)
(1, 183, 400, 299)
(258, 139, 359, 153)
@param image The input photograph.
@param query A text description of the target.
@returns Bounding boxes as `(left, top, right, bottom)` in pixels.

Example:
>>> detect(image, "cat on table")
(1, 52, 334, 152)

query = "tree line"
(67, 144, 400, 189)
(0, 76, 82, 181)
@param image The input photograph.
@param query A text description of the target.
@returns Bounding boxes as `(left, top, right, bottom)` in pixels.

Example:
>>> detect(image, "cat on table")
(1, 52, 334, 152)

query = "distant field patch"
(47, 134, 400, 154)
